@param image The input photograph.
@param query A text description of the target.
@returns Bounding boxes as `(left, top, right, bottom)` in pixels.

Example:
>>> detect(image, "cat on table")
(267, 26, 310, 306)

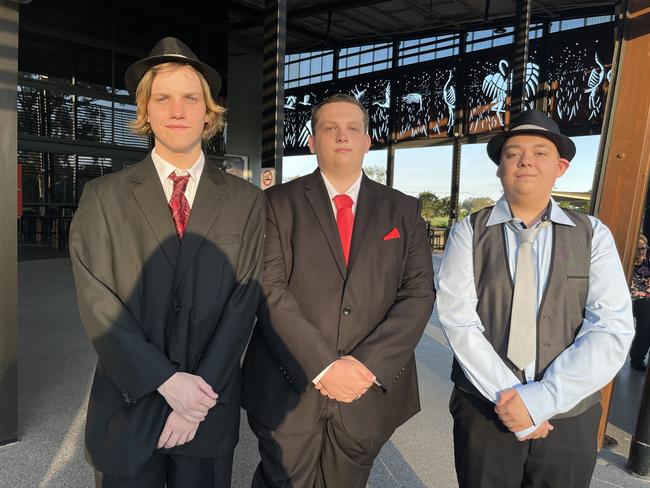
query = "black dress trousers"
(449, 387, 600, 488)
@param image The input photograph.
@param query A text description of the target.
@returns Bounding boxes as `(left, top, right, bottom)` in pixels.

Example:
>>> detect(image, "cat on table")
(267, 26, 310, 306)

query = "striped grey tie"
(507, 220, 550, 371)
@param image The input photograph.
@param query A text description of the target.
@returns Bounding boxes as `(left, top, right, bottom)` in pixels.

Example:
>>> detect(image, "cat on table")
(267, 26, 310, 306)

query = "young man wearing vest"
(70, 37, 265, 487)
(436, 110, 634, 488)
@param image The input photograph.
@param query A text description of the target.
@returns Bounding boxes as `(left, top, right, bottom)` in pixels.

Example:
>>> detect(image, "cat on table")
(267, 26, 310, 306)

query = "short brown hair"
(311, 94, 369, 134)
(129, 62, 226, 140)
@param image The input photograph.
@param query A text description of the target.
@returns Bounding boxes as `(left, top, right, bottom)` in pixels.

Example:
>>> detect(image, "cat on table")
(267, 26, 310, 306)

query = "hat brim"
(124, 54, 222, 98)
(487, 128, 576, 165)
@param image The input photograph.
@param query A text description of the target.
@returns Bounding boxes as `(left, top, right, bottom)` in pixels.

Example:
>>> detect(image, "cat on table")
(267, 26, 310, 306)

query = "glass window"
(362, 150, 387, 184)
(551, 135, 600, 214)
(458, 136, 600, 217)
(284, 50, 334, 86)
(282, 155, 317, 183)
(458, 143, 502, 219)
(393, 145, 454, 227)
(398, 34, 460, 65)
(338, 43, 393, 79)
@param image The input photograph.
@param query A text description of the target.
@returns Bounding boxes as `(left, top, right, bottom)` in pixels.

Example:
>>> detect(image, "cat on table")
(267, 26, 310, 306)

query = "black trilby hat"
(486, 110, 576, 164)
(124, 37, 222, 98)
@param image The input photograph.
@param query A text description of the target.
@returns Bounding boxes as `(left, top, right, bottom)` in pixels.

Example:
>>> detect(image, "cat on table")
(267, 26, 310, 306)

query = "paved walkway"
(0, 257, 648, 487)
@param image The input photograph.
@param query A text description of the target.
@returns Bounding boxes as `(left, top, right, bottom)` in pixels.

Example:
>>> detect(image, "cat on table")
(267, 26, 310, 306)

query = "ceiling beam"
(402, 0, 463, 28)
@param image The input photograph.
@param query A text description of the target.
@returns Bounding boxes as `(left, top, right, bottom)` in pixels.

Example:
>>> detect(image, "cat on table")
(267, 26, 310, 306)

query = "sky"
(283, 135, 601, 204)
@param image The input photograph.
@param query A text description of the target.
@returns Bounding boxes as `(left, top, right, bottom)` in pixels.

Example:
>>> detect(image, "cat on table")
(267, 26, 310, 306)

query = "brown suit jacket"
(242, 169, 434, 439)
(69, 155, 264, 476)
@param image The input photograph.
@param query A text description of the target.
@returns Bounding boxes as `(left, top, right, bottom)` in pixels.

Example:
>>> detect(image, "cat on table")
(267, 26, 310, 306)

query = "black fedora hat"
(124, 37, 222, 97)
(486, 110, 576, 164)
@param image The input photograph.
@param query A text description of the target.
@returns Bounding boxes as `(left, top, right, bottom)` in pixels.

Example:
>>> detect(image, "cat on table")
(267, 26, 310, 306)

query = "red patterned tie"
(333, 194, 354, 265)
(168, 172, 191, 240)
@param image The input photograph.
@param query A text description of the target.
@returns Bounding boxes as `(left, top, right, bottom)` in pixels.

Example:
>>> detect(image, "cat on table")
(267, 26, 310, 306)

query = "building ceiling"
(229, 0, 619, 51)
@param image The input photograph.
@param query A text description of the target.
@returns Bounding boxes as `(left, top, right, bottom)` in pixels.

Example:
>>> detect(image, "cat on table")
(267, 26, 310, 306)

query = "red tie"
(333, 194, 354, 265)
(168, 172, 191, 240)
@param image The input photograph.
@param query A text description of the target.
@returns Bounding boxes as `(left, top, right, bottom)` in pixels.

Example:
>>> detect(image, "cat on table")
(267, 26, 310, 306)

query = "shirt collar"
(485, 195, 576, 227)
(151, 148, 205, 185)
(320, 170, 363, 204)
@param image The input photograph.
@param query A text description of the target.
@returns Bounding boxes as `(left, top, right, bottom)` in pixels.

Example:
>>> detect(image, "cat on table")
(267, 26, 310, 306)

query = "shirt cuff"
(312, 362, 335, 384)
(514, 424, 538, 440)
(514, 382, 552, 426)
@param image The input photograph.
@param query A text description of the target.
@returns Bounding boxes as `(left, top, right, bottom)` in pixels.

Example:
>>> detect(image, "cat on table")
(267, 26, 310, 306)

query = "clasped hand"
(157, 372, 219, 448)
(495, 388, 553, 441)
(315, 356, 376, 403)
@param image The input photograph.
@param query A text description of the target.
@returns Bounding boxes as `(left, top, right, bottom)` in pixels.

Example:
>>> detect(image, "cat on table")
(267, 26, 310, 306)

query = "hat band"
(512, 124, 549, 132)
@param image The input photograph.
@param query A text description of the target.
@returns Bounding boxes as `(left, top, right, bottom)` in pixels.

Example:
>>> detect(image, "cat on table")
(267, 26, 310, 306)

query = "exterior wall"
(227, 42, 263, 188)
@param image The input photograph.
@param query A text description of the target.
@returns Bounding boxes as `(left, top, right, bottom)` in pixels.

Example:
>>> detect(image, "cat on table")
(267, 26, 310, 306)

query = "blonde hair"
(129, 62, 226, 140)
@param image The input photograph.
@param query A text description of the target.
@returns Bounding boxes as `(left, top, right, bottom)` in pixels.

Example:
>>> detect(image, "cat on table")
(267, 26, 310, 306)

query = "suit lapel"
(348, 174, 379, 273)
(173, 161, 227, 293)
(304, 169, 347, 279)
(131, 155, 179, 268)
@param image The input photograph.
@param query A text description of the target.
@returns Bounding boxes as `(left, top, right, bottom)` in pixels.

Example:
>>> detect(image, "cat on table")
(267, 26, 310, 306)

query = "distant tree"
(418, 191, 451, 226)
(459, 196, 496, 218)
(557, 200, 590, 214)
(363, 165, 386, 184)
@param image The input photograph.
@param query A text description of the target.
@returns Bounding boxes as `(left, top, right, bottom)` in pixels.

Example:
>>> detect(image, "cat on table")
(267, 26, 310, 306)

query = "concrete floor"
(0, 257, 649, 487)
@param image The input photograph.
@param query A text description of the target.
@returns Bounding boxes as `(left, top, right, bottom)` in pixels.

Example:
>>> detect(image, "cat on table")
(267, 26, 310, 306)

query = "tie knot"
(519, 228, 538, 244)
(333, 194, 353, 211)
(168, 172, 190, 192)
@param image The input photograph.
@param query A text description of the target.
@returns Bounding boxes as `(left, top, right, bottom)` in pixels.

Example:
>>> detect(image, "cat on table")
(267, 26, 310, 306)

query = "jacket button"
(123, 391, 135, 405)
(342, 307, 351, 315)
(337, 349, 346, 356)
(173, 303, 181, 313)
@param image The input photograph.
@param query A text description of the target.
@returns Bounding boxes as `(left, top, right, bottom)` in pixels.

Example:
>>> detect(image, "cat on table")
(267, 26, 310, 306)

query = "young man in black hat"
(70, 37, 265, 487)
(436, 109, 633, 487)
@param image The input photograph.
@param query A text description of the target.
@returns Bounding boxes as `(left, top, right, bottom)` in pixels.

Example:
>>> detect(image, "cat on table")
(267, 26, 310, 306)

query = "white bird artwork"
(351, 85, 367, 101)
(298, 119, 312, 147)
(373, 85, 391, 109)
(584, 52, 605, 120)
(443, 70, 456, 131)
(481, 59, 540, 125)
(299, 94, 312, 106)
(284, 95, 297, 110)
(402, 93, 423, 111)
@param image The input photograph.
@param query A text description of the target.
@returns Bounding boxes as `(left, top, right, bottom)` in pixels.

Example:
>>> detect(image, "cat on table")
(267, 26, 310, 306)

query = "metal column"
(510, 0, 532, 119)
(0, 0, 20, 446)
(261, 0, 286, 182)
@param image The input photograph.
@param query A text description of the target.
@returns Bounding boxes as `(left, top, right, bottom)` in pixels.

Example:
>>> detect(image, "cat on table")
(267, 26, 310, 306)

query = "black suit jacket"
(242, 170, 434, 439)
(69, 155, 264, 476)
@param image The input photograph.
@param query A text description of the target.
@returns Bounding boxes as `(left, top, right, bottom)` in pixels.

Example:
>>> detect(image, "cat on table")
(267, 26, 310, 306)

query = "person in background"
(630, 234, 650, 371)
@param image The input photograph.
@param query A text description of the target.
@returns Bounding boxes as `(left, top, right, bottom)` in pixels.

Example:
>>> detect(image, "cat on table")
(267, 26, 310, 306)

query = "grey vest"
(450, 206, 601, 419)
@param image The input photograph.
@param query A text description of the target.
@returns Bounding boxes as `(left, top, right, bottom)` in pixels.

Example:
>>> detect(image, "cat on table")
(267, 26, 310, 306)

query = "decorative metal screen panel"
(465, 50, 541, 134)
(337, 77, 392, 145)
(546, 28, 614, 128)
(395, 66, 457, 141)
(283, 83, 333, 153)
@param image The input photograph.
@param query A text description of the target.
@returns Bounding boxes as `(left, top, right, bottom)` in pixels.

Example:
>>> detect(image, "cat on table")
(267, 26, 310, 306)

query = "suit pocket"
(378, 238, 402, 252)
(213, 233, 240, 245)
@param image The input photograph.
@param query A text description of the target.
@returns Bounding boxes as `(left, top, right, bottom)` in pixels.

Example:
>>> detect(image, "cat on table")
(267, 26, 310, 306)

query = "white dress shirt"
(312, 170, 363, 384)
(436, 196, 634, 437)
(151, 149, 205, 208)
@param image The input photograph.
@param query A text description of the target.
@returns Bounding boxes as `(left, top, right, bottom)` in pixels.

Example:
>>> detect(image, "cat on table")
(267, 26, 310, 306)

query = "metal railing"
(18, 204, 76, 250)
(426, 223, 449, 251)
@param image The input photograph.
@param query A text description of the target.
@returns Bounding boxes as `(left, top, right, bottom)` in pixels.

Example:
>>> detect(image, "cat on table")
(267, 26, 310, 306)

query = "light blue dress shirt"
(436, 196, 634, 437)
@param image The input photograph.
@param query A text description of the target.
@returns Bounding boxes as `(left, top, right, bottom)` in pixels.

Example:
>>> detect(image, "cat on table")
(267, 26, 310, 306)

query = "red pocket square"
(383, 228, 401, 240)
